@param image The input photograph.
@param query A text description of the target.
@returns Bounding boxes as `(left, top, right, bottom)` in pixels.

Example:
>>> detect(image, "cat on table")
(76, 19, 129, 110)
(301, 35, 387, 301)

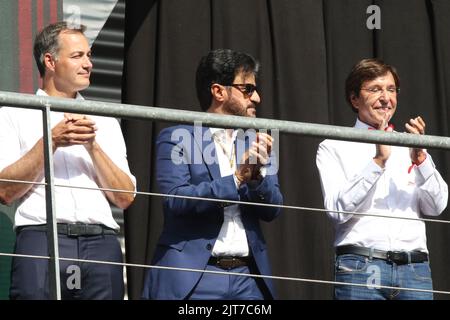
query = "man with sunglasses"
(316, 58, 448, 299)
(142, 49, 283, 300)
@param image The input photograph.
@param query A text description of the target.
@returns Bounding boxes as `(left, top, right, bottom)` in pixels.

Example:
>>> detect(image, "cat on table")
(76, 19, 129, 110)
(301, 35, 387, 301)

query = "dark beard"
(223, 99, 249, 117)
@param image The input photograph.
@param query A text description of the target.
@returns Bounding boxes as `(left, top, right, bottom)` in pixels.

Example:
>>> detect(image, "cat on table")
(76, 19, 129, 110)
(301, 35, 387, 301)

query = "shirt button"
(206, 244, 212, 251)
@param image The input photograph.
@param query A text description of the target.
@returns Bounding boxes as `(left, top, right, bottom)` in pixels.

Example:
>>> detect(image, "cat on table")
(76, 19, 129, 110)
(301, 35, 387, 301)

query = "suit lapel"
(192, 125, 221, 180)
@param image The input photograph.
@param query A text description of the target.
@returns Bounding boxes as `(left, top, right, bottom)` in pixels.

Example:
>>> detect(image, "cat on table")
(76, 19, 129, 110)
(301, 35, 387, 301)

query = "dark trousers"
(9, 229, 124, 300)
(185, 258, 271, 300)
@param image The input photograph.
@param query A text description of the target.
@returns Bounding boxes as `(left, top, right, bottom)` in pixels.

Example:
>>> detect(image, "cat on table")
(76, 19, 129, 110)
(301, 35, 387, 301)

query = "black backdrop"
(121, 0, 450, 300)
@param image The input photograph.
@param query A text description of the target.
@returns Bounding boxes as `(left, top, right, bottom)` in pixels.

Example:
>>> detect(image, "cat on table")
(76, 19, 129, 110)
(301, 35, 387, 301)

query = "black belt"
(208, 256, 250, 270)
(336, 245, 428, 265)
(16, 223, 118, 237)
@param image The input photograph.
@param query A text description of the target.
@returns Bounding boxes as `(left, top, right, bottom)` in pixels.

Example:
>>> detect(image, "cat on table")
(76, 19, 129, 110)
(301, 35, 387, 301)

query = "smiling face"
(350, 72, 398, 128)
(45, 31, 92, 97)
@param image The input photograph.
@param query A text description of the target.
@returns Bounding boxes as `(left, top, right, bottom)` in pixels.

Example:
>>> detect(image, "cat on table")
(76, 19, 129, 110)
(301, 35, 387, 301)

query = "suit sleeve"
(239, 160, 283, 222)
(156, 127, 240, 218)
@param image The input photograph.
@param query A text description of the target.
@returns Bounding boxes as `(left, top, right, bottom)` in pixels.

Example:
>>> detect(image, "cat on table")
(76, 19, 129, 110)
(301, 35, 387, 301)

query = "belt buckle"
(217, 257, 234, 270)
(67, 223, 85, 237)
(386, 251, 407, 264)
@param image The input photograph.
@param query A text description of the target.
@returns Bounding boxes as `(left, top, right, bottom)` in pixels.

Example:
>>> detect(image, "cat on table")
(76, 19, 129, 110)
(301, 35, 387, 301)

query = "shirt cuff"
(367, 159, 385, 181)
(416, 154, 435, 181)
(259, 166, 267, 178)
(233, 173, 241, 189)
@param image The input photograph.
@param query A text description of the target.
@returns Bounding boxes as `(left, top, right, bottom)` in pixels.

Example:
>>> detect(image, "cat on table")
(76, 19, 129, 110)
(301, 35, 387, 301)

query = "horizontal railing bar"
(2, 91, 450, 150)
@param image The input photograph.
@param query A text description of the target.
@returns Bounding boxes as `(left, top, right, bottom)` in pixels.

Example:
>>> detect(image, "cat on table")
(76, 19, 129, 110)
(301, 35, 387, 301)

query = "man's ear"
(44, 53, 56, 73)
(210, 84, 227, 103)
(350, 92, 359, 110)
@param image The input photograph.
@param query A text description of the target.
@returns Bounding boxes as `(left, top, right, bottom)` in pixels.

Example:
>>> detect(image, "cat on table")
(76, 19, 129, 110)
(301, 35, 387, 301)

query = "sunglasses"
(229, 83, 258, 97)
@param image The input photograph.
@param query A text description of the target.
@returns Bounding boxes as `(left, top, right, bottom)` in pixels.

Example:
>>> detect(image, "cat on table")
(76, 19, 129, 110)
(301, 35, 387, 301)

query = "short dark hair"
(33, 21, 87, 77)
(195, 49, 259, 111)
(345, 58, 400, 113)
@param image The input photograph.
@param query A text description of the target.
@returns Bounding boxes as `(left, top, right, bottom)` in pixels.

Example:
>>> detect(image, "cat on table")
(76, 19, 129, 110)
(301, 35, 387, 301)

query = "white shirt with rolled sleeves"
(316, 118, 448, 253)
(0, 89, 136, 230)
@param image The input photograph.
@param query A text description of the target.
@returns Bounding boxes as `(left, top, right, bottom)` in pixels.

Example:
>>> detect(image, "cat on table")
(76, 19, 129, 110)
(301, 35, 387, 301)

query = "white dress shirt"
(0, 89, 136, 230)
(210, 128, 249, 257)
(316, 118, 448, 252)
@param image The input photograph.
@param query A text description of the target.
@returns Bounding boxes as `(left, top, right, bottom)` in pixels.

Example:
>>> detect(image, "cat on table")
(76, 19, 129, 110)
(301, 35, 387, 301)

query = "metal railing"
(2, 90, 450, 299)
(3, 91, 450, 149)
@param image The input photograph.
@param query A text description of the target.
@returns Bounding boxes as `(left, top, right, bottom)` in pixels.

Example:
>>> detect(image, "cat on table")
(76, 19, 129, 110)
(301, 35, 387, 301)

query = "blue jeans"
(334, 254, 433, 300)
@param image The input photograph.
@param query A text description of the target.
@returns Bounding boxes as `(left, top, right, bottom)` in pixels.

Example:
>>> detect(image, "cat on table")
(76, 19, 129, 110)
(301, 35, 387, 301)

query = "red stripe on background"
(36, 0, 44, 31)
(18, 1, 33, 93)
(49, 0, 58, 23)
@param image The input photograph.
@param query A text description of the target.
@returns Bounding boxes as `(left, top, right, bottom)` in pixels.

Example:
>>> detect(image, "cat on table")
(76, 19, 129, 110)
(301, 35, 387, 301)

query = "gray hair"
(33, 21, 86, 77)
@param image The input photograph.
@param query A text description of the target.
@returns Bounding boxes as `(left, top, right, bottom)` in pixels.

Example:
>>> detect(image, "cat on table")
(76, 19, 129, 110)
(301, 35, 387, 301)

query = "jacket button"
(206, 244, 212, 250)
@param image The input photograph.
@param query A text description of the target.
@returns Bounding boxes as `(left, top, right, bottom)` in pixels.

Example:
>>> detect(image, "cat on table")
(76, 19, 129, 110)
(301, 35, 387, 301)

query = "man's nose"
(251, 90, 261, 104)
(378, 89, 390, 101)
(83, 56, 93, 69)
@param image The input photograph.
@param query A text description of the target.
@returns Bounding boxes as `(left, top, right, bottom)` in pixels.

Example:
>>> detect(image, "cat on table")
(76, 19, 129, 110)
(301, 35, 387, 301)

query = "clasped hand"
(51, 113, 97, 151)
(235, 132, 273, 185)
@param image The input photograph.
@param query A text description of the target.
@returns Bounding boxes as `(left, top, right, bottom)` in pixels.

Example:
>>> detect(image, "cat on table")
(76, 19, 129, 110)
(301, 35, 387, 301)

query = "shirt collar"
(210, 128, 237, 141)
(36, 88, 84, 100)
(354, 117, 375, 130)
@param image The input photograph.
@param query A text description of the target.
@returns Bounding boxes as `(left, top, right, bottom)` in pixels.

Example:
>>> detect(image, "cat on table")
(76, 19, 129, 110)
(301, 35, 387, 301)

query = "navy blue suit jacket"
(142, 125, 283, 299)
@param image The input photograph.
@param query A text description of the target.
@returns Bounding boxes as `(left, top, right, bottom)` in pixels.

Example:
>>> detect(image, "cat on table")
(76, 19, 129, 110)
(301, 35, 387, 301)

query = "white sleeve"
(316, 141, 384, 224)
(0, 108, 21, 170)
(414, 155, 448, 216)
(95, 117, 136, 189)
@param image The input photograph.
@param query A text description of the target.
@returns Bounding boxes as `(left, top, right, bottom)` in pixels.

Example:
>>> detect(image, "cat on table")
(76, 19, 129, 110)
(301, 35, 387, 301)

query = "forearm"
(318, 155, 383, 223)
(337, 161, 382, 210)
(242, 175, 283, 221)
(415, 157, 449, 215)
(163, 175, 239, 217)
(86, 141, 135, 209)
(0, 139, 45, 205)
(418, 178, 448, 216)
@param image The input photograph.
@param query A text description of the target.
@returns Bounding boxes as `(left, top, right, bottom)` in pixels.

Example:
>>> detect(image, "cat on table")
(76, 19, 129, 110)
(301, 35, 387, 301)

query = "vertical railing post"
(42, 104, 61, 300)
